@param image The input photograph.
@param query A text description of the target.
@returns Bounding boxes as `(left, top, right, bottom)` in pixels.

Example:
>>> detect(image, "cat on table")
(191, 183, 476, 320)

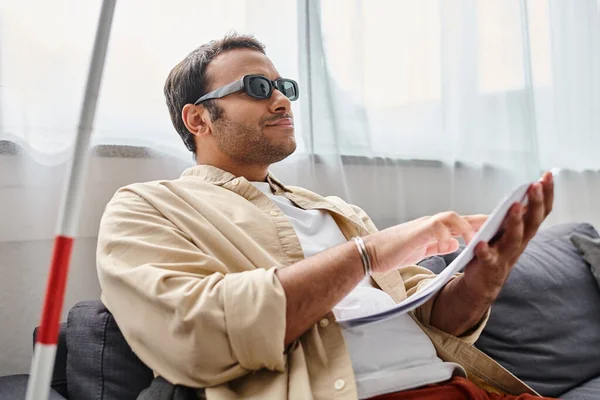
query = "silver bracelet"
(352, 236, 372, 277)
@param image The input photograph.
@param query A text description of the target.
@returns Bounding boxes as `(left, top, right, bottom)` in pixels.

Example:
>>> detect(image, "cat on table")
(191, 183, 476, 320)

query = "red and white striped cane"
(26, 1, 116, 399)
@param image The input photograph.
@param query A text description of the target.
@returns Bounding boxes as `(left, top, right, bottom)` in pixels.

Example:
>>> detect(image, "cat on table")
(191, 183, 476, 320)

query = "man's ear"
(182, 104, 212, 139)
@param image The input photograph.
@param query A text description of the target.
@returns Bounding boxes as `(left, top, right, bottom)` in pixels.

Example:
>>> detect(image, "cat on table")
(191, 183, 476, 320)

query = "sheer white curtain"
(0, 0, 306, 243)
(302, 0, 600, 228)
(313, 0, 600, 170)
(0, 0, 599, 236)
(0, 0, 305, 163)
(535, 0, 600, 171)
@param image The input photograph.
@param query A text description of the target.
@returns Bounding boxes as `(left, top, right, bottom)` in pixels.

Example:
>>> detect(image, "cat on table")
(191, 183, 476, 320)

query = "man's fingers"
(429, 217, 454, 246)
(541, 172, 554, 217)
(424, 238, 460, 257)
(522, 182, 545, 242)
(463, 214, 488, 231)
(474, 241, 498, 265)
(433, 212, 475, 244)
(495, 203, 525, 262)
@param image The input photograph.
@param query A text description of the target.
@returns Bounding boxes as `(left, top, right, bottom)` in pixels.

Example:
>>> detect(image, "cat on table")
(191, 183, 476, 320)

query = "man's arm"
(278, 210, 488, 347)
(276, 242, 365, 346)
(98, 190, 292, 388)
(430, 173, 554, 336)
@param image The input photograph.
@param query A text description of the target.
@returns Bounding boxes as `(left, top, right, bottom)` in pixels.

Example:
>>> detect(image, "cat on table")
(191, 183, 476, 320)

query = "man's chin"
(272, 146, 296, 163)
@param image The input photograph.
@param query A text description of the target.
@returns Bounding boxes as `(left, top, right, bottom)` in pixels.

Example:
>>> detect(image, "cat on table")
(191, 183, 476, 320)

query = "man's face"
(203, 49, 296, 166)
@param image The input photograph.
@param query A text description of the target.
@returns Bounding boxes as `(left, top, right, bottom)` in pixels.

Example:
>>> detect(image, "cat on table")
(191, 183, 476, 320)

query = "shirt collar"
(266, 171, 293, 194)
(180, 164, 293, 194)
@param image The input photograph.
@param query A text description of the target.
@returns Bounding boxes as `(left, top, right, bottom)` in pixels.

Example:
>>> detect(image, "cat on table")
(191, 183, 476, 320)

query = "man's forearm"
(429, 274, 496, 337)
(276, 241, 365, 347)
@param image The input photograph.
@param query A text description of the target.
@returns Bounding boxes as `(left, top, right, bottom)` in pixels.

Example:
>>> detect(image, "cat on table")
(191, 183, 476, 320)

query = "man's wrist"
(460, 270, 504, 304)
(352, 237, 372, 277)
(430, 274, 495, 336)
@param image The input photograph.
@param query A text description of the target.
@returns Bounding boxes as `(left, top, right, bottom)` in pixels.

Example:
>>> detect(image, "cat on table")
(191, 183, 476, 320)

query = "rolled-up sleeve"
(97, 190, 287, 388)
(403, 267, 490, 344)
(223, 270, 287, 371)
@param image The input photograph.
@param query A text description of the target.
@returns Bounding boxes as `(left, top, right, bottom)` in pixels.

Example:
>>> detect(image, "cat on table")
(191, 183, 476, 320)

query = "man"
(97, 33, 555, 400)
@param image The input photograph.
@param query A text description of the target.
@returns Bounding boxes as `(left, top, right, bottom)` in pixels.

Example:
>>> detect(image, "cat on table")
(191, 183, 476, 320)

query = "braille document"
(338, 181, 532, 327)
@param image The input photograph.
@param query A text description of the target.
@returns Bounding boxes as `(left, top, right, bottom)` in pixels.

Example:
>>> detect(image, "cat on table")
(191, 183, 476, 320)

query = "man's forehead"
(205, 49, 279, 90)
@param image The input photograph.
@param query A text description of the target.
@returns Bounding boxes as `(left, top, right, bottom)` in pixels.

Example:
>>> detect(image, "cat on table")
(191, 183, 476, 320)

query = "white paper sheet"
(338, 181, 532, 327)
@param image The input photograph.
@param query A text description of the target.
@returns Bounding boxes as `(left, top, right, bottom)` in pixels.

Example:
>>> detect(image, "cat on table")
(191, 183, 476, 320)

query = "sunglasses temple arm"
(194, 79, 244, 105)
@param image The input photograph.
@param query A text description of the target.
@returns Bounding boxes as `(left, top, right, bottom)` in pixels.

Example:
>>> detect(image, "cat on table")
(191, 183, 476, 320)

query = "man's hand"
(430, 172, 554, 336)
(365, 212, 488, 274)
(462, 171, 554, 300)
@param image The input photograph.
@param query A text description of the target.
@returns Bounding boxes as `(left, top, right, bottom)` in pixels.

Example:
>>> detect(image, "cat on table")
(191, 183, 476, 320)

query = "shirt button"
(269, 210, 278, 216)
(334, 379, 345, 390)
(319, 318, 329, 327)
(231, 179, 239, 186)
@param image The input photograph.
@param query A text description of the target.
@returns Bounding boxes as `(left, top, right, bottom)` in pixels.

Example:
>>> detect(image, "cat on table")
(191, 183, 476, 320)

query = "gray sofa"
(1, 222, 599, 399)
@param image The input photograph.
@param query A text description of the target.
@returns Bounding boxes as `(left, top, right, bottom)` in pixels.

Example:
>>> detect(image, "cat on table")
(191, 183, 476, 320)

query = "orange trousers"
(369, 377, 556, 400)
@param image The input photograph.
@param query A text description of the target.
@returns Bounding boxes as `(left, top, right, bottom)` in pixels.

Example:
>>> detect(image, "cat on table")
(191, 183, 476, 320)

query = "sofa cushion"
(33, 323, 68, 398)
(561, 375, 600, 400)
(0, 374, 66, 399)
(66, 300, 154, 400)
(419, 222, 600, 397)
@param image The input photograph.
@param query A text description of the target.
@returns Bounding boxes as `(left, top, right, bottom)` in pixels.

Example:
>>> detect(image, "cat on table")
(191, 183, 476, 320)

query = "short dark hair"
(163, 33, 266, 155)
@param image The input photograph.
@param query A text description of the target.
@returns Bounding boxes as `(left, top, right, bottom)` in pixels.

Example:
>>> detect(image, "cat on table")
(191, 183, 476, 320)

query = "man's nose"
(268, 88, 291, 114)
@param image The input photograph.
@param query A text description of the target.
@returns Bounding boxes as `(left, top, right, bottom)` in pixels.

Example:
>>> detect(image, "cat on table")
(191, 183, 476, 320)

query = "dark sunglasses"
(194, 74, 299, 105)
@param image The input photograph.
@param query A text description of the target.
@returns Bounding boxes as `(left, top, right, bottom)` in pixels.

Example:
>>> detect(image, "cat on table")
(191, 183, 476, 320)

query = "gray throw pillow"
(571, 233, 600, 291)
(419, 222, 600, 398)
(66, 300, 154, 400)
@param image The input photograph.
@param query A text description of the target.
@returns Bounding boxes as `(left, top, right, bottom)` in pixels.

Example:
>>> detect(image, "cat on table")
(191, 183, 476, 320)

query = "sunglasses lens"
(278, 80, 298, 101)
(247, 76, 271, 99)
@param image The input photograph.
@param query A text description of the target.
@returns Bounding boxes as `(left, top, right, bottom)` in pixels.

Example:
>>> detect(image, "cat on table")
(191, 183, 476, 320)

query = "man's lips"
(266, 118, 294, 127)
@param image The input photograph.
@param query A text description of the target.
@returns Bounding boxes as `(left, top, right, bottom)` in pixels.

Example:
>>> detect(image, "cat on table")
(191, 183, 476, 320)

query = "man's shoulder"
(107, 176, 215, 207)
(111, 178, 176, 200)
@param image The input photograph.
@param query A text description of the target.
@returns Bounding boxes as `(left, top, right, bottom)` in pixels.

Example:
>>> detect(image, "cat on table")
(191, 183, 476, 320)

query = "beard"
(211, 114, 296, 166)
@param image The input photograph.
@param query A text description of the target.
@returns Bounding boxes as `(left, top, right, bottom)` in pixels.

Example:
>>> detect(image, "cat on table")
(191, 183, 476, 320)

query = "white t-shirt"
(251, 182, 465, 399)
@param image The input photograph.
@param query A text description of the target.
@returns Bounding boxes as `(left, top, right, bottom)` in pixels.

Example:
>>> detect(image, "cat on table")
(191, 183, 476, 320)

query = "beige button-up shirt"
(97, 165, 539, 399)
